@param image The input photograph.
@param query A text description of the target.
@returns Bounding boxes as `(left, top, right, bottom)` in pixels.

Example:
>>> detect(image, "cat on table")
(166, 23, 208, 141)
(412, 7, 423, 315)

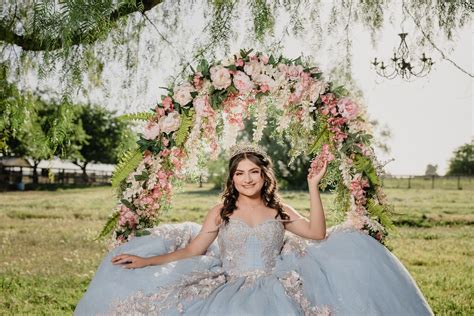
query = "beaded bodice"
(217, 218, 285, 276)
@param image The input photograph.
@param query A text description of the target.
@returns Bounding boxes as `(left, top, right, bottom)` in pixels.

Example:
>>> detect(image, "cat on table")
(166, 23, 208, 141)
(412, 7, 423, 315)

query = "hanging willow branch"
(0, 0, 164, 51)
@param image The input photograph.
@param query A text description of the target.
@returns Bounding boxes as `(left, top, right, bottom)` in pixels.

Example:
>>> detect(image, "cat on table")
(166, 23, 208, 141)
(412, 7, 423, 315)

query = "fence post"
(408, 176, 411, 189)
(431, 175, 435, 189)
(457, 176, 462, 190)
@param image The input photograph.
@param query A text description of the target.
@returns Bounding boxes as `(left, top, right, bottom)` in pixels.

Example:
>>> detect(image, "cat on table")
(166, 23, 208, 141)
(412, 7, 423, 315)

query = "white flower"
(210, 65, 231, 90)
(243, 60, 263, 77)
(143, 121, 160, 140)
(308, 80, 326, 102)
(159, 112, 181, 134)
(173, 83, 195, 106)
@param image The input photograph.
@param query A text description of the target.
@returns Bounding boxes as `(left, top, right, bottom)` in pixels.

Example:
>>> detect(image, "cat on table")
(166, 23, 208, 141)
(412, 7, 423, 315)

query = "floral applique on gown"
(74, 219, 433, 315)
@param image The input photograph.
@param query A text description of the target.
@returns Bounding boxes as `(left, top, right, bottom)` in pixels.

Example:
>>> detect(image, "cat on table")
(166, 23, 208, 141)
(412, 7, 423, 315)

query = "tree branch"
(0, 0, 164, 51)
(403, 2, 473, 78)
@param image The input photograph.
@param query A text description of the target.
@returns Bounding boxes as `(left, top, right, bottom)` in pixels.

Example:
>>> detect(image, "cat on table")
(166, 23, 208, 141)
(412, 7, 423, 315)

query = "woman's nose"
(244, 173, 252, 183)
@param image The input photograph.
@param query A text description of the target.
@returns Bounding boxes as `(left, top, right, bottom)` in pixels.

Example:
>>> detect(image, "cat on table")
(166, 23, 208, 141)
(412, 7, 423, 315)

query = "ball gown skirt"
(74, 219, 433, 315)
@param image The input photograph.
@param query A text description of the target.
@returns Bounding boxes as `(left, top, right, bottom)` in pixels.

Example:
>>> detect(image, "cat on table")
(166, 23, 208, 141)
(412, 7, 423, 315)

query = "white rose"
(243, 60, 263, 77)
(210, 65, 231, 90)
(159, 112, 181, 134)
(143, 121, 161, 140)
(173, 83, 195, 106)
(253, 73, 276, 91)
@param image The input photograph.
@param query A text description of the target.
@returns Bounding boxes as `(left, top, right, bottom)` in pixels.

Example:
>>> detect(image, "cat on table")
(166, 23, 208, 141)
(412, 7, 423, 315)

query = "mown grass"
(0, 185, 472, 315)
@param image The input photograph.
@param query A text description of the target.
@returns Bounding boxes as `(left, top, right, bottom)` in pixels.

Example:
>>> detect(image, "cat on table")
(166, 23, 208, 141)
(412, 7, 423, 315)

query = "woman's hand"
(307, 158, 328, 188)
(111, 254, 150, 269)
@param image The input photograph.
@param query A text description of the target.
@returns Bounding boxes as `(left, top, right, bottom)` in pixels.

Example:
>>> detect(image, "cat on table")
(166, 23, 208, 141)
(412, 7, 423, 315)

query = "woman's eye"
(252, 170, 260, 174)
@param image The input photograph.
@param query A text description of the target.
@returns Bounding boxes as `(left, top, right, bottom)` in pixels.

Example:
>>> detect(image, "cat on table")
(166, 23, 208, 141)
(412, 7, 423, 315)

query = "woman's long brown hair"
(220, 152, 289, 224)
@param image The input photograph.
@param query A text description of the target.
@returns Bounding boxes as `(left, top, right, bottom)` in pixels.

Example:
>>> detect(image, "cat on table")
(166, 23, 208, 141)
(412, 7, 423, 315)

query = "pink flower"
(119, 205, 138, 228)
(162, 137, 170, 147)
(173, 83, 195, 106)
(160, 148, 171, 157)
(287, 65, 304, 80)
(259, 54, 269, 64)
(233, 71, 253, 93)
(162, 96, 174, 111)
(151, 187, 162, 199)
(260, 84, 270, 93)
(159, 112, 181, 134)
(155, 107, 165, 117)
(193, 95, 213, 117)
(143, 121, 160, 140)
(235, 59, 244, 67)
(193, 72, 203, 90)
(210, 65, 232, 90)
(143, 150, 153, 165)
(338, 98, 359, 120)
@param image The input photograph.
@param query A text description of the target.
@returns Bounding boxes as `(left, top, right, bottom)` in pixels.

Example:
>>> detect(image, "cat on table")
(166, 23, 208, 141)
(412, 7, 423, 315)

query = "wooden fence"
(0, 166, 112, 191)
(380, 175, 473, 190)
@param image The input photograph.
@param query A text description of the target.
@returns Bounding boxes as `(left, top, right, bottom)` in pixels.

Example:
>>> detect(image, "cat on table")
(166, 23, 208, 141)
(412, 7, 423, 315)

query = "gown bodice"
(217, 218, 285, 277)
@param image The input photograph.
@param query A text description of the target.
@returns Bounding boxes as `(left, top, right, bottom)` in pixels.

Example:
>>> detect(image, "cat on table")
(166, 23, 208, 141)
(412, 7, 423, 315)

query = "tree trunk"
(32, 160, 40, 184)
(81, 162, 89, 184)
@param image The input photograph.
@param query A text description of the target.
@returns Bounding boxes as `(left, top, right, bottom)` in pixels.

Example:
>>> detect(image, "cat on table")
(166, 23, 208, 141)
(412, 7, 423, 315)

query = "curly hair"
(220, 152, 289, 224)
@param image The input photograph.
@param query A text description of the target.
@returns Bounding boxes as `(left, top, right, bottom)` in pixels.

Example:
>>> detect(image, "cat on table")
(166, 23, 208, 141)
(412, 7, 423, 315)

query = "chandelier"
(372, 33, 434, 80)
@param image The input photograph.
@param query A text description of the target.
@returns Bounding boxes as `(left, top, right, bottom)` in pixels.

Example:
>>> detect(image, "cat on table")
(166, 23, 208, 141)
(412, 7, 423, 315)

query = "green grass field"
(0, 185, 472, 315)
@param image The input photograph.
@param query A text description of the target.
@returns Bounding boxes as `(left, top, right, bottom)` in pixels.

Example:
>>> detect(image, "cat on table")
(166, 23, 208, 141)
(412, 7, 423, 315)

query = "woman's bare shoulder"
(209, 203, 224, 224)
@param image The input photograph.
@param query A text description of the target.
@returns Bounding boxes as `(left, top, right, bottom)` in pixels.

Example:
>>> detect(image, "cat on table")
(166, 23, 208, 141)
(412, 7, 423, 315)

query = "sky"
(350, 22, 473, 176)
(18, 2, 473, 176)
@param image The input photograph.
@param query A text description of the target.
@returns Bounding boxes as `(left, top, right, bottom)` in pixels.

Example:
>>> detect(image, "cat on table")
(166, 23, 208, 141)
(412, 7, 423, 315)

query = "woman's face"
(232, 158, 265, 198)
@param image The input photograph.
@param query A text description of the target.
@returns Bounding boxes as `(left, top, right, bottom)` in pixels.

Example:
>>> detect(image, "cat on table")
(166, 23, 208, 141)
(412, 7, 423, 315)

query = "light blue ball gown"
(74, 219, 433, 315)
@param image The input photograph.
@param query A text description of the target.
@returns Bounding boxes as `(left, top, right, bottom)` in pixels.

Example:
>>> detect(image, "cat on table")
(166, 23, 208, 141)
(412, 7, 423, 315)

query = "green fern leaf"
(111, 149, 143, 187)
(118, 112, 154, 122)
(97, 210, 119, 239)
(175, 112, 194, 146)
(367, 198, 395, 231)
(354, 155, 380, 186)
(309, 126, 329, 154)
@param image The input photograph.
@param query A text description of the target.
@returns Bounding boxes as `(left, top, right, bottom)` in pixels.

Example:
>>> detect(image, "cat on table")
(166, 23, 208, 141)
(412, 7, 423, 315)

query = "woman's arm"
(112, 204, 222, 269)
(283, 160, 328, 240)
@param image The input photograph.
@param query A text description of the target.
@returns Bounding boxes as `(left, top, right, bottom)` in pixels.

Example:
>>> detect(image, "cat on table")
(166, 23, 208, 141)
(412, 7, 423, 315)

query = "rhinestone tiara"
(229, 143, 268, 159)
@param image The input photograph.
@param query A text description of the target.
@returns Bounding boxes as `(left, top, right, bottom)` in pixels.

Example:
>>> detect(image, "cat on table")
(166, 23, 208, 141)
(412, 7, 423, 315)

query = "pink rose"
(162, 96, 174, 111)
(233, 71, 253, 93)
(259, 54, 269, 64)
(338, 98, 359, 120)
(288, 65, 304, 80)
(159, 111, 181, 134)
(260, 84, 270, 93)
(193, 72, 203, 90)
(193, 96, 212, 117)
(210, 65, 231, 90)
(173, 83, 195, 106)
(155, 107, 165, 117)
(235, 58, 244, 67)
(143, 121, 160, 140)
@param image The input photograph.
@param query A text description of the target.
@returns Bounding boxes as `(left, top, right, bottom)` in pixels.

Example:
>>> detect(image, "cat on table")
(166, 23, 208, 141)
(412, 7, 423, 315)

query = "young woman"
(75, 146, 433, 315)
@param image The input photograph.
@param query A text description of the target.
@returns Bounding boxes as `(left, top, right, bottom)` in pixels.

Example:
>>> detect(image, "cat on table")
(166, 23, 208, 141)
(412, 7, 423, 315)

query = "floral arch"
(100, 50, 394, 247)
